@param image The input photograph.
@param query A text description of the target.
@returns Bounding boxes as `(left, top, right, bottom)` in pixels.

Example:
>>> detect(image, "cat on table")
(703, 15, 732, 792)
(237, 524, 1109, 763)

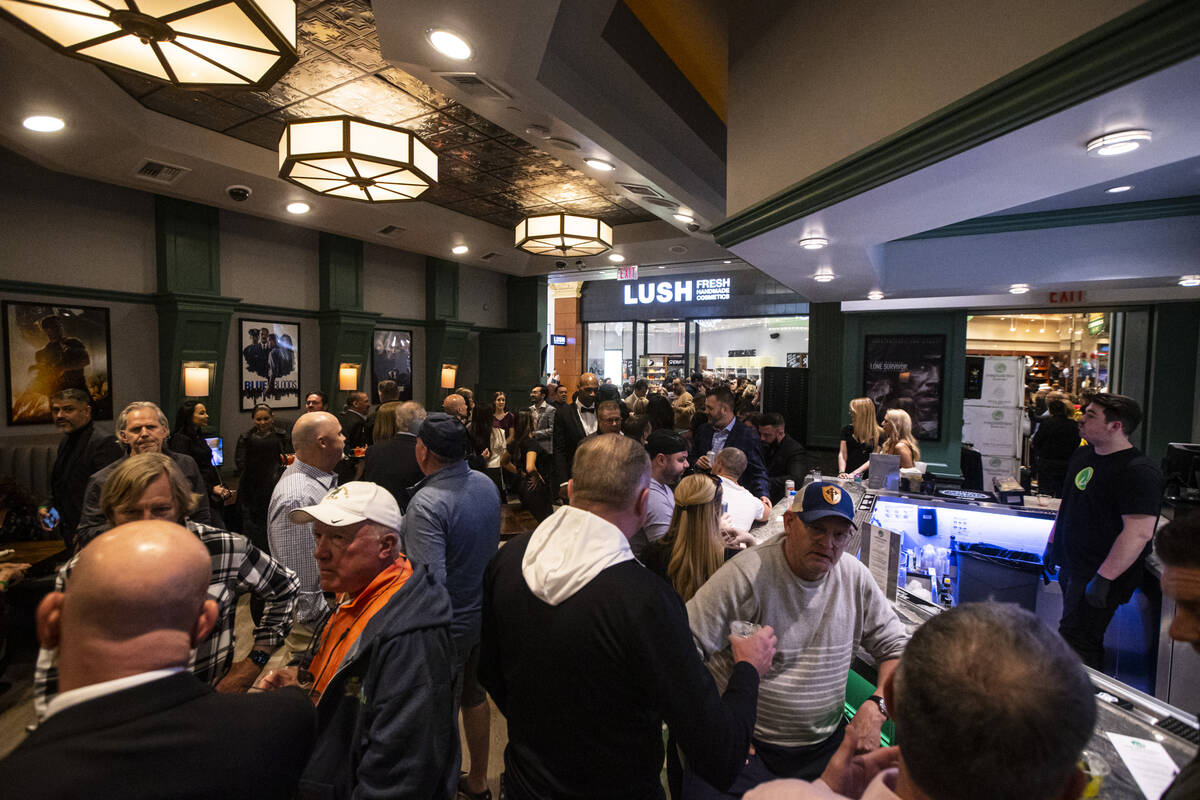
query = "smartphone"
(39, 506, 60, 531)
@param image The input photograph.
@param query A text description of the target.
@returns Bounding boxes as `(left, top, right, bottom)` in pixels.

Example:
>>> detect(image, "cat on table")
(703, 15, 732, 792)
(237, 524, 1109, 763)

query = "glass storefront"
(966, 311, 1115, 396)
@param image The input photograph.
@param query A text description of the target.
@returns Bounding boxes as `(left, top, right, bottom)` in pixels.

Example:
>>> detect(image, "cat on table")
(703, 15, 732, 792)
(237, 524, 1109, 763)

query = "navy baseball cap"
(417, 412, 469, 459)
(795, 481, 857, 528)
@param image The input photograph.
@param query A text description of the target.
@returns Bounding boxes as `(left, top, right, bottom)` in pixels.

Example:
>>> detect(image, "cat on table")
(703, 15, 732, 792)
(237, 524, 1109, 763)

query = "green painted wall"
(1144, 302, 1200, 461)
(807, 302, 846, 451)
(841, 311, 968, 475)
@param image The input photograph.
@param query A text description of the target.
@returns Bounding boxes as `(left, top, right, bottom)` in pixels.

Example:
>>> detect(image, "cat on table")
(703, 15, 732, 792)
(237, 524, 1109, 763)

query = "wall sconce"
(182, 361, 214, 397)
(338, 363, 361, 391)
(440, 364, 458, 390)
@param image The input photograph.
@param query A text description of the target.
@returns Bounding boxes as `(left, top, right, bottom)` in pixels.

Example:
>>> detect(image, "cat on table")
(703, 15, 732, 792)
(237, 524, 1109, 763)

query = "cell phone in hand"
(39, 506, 60, 531)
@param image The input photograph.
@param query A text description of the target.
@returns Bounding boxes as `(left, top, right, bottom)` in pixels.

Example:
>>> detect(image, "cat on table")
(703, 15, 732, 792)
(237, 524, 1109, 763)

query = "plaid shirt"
(267, 458, 336, 625)
(34, 520, 299, 718)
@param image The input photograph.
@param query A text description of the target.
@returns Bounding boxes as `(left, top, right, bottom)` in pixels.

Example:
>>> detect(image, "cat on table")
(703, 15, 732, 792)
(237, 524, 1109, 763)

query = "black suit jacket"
(552, 403, 592, 482)
(0, 672, 315, 800)
(764, 434, 810, 503)
(362, 433, 424, 512)
(689, 418, 769, 498)
(338, 410, 370, 451)
(50, 422, 123, 545)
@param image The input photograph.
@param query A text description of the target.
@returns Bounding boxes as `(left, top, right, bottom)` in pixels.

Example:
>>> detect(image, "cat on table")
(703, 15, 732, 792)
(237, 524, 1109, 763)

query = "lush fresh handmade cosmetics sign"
(582, 271, 807, 322)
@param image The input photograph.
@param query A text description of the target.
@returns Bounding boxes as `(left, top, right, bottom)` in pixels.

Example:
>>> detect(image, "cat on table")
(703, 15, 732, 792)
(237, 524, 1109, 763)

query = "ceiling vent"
(377, 225, 405, 236)
(642, 196, 679, 209)
(616, 182, 662, 198)
(133, 159, 190, 185)
(479, 251, 500, 261)
(434, 72, 512, 100)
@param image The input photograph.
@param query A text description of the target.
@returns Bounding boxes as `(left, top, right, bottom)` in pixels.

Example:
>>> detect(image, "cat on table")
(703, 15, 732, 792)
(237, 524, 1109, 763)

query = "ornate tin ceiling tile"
(443, 139, 525, 171)
(225, 116, 287, 149)
(316, 75, 433, 125)
(269, 97, 346, 121)
(376, 67, 454, 108)
(139, 86, 256, 131)
(279, 52, 364, 96)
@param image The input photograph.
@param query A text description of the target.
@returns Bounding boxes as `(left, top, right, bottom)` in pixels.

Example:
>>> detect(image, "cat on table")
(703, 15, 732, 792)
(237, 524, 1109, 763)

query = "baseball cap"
(794, 481, 856, 528)
(289, 481, 402, 531)
(645, 429, 687, 457)
(417, 412, 469, 459)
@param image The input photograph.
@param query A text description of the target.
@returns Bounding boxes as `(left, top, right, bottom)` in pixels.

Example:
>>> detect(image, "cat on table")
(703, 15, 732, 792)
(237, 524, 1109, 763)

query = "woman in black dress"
(838, 396, 881, 476)
(503, 409, 553, 522)
(168, 400, 231, 527)
(234, 404, 292, 550)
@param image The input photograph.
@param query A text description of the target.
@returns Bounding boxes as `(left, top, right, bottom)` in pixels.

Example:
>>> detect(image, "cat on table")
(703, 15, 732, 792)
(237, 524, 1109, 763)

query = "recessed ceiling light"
(1009, 283, 1030, 294)
(813, 271, 836, 283)
(867, 290, 884, 300)
(1105, 185, 1133, 193)
(1085, 129, 1151, 157)
(546, 137, 581, 151)
(1179, 275, 1200, 287)
(673, 213, 695, 224)
(584, 158, 615, 171)
(723, 260, 732, 264)
(608, 253, 625, 263)
(657, 265, 666, 269)
(23, 115, 64, 132)
(427, 29, 471, 60)
(798, 237, 828, 250)
(451, 244, 469, 255)
(286, 202, 310, 215)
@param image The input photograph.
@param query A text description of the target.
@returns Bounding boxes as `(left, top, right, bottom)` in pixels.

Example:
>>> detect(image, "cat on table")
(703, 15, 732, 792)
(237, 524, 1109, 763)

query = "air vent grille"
(434, 72, 511, 100)
(378, 225, 405, 236)
(643, 196, 679, 209)
(134, 159, 190, 185)
(480, 252, 500, 261)
(616, 182, 661, 198)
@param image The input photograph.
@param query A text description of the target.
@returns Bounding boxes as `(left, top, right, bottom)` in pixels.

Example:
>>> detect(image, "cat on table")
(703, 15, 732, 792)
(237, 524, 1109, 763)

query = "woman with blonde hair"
(880, 408, 921, 468)
(839, 397, 881, 475)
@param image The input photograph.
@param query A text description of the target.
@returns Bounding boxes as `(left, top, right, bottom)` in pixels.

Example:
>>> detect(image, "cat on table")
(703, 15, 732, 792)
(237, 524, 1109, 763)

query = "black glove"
(1085, 574, 1112, 609)
(1041, 541, 1057, 583)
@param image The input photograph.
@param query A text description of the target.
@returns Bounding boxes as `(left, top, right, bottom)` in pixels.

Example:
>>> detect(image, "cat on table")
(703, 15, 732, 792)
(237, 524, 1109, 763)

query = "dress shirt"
(711, 417, 736, 456)
(43, 668, 183, 721)
(577, 399, 598, 435)
(35, 519, 299, 716)
(530, 401, 549, 427)
(268, 457, 336, 625)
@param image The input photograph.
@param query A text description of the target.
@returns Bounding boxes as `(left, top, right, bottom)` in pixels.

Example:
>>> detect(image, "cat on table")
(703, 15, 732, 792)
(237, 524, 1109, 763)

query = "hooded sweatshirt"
(479, 505, 761, 800)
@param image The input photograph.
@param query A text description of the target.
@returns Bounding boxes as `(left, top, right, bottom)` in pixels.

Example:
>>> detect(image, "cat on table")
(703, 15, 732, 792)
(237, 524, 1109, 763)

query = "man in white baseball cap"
(254, 482, 458, 798)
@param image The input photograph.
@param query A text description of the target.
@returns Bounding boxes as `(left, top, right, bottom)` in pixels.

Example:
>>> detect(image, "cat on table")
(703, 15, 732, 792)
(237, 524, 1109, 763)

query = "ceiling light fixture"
(1009, 283, 1030, 294)
(23, 115, 64, 132)
(286, 202, 310, 215)
(1105, 185, 1133, 193)
(0, 0, 296, 88)
(515, 213, 612, 257)
(1179, 275, 1200, 287)
(673, 212, 695, 224)
(723, 260, 732, 264)
(279, 116, 438, 203)
(798, 237, 828, 250)
(1085, 130, 1152, 157)
(813, 269, 836, 283)
(583, 158, 615, 171)
(427, 29, 471, 60)
(607, 253, 625, 263)
(867, 290, 884, 300)
(451, 245, 469, 255)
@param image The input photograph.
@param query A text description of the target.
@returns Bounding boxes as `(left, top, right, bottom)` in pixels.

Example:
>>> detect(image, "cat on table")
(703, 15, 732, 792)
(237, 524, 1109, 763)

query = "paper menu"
(1105, 732, 1182, 799)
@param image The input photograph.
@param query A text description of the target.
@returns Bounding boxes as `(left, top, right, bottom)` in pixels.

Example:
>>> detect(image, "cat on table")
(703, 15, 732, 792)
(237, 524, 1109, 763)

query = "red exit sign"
(618, 266, 638, 281)
(1048, 290, 1085, 304)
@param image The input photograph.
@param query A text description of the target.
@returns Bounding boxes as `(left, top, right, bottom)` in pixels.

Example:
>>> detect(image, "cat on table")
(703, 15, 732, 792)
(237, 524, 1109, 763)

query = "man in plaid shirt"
(34, 453, 299, 717)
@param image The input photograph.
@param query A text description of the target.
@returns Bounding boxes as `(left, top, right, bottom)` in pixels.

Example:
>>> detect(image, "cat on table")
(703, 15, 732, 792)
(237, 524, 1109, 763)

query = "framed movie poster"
(863, 334, 945, 440)
(239, 319, 300, 411)
(372, 329, 413, 403)
(3, 301, 113, 425)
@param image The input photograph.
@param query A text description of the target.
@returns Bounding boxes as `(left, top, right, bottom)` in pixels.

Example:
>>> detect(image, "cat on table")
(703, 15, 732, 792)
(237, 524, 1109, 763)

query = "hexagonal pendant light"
(278, 116, 439, 203)
(0, 0, 297, 88)
(515, 213, 612, 257)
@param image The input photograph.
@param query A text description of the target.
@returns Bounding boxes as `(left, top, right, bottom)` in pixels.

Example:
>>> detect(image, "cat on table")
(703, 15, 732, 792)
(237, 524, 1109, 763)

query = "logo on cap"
(325, 486, 350, 501)
(822, 485, 842, 505)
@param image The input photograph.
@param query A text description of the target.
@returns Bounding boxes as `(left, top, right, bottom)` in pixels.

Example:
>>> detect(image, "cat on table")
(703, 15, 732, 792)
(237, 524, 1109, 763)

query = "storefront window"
(696, 317, 809, 383)
(640, 321, 687, 386)
(965, 312, 1114, 397)
(584, 322, 633, 382)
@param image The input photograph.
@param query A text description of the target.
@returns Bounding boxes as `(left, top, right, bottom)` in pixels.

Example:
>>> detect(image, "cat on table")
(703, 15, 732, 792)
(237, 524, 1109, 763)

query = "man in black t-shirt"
(1043, 394, 1162, 669)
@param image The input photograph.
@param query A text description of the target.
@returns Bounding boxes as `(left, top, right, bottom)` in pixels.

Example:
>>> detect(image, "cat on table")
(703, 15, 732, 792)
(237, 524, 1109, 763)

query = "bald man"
(267, 411, 345, 665)
(443, 392, 469, 424)
(0, 521, 314, 799)
(553, 372, 600, 482)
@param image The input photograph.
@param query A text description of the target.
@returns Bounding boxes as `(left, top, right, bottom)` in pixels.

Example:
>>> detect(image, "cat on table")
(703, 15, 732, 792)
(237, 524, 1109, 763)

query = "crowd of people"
(0, 374, 1196, 800)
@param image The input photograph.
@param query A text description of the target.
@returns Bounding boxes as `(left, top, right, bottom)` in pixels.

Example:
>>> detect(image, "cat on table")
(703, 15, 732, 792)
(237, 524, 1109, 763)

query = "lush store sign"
(622, 277, 731, 305)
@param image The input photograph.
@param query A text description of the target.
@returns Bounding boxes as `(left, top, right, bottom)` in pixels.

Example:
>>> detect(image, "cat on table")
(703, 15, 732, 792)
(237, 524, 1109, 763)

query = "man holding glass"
(686, 481, 908, 797)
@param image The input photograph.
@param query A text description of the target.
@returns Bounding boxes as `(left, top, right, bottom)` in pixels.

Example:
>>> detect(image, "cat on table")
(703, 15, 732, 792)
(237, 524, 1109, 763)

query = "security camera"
(575, 260, 585, 269)
(226, 185, 252, 202)
(686, 223, 700, 233)
(555, 260, 567, 269)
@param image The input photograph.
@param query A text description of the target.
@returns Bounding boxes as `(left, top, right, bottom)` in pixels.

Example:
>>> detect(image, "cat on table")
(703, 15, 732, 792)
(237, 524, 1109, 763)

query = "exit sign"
(618, 266, 638, 281)
(1048, 290, 1085, 304)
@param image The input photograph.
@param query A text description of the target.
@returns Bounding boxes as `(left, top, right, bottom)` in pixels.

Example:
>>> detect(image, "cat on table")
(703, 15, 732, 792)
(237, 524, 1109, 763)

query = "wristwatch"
(866, 694, 888, 718)
(248, 649, 271, 668)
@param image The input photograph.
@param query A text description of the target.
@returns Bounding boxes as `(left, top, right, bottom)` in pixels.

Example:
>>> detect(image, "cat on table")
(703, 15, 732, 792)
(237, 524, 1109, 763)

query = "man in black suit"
(756, 412, 810, 503)
(0, 519, 315, 799)
(689, 387, 770, 503)
(41, 388, 123, 548)
(362, 401, 427, 512)
(553, 372, 599, 483)
(336, 390, 370, 483)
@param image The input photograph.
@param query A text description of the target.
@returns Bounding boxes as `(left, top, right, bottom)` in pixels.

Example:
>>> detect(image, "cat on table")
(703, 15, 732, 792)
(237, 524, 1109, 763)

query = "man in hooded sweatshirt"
(479, 433, 777, 799)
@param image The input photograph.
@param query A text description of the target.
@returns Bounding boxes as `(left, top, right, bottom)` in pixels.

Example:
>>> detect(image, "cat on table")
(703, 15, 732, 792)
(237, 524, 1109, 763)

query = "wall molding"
(899, 195, 1200, 240)
(713, 0, 1200, 247)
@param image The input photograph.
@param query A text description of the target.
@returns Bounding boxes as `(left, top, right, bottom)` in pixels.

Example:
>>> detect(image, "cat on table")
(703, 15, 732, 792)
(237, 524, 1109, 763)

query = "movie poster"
(239, 319, 300, 411)
(3, 301, 113, 425)
(372, 329, 413, 402)
(863, 334, 945, 440)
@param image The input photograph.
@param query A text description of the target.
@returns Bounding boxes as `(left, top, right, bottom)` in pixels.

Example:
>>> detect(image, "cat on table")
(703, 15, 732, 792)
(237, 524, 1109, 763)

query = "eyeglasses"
(805, 520, 854, 546)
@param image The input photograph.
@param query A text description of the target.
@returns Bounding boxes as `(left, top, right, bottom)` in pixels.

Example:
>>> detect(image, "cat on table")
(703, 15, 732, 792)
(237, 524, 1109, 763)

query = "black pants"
(1059, 568, 1122, 670)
